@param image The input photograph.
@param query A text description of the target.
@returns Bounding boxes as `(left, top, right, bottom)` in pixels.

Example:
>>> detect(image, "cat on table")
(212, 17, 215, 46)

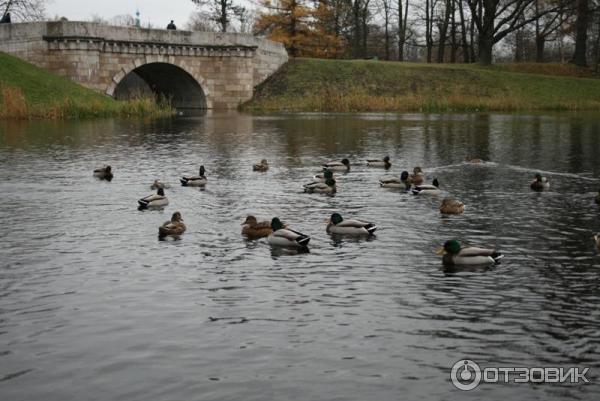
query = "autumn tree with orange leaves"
(254, 0, 345, 58)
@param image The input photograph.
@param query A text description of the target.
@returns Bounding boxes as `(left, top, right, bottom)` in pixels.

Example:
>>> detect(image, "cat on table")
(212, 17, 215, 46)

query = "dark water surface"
(1, 112, 599, 400)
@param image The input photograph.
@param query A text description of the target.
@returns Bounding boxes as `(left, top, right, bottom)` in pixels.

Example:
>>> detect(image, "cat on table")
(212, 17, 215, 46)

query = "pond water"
(1, 112, 599, 400)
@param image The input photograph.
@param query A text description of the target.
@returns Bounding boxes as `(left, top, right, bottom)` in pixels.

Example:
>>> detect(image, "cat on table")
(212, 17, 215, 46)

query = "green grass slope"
(0, 51, 170, 119)
(244, 58, 600, 112)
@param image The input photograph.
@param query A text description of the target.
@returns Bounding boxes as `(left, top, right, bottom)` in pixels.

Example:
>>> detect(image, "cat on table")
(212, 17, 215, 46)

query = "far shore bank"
(0, 52, 172, 120)
(242, 58, 600, 113)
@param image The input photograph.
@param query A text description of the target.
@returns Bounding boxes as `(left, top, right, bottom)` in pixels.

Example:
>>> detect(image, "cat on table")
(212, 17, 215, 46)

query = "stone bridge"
(0, 21, 288, 109)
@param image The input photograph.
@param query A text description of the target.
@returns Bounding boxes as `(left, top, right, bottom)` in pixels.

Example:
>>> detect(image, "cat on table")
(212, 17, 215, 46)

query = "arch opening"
(113, 63, 206, 110)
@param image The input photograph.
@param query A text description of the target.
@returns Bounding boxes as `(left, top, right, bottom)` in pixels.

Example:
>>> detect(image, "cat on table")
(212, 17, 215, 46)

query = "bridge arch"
(106, 58, 210, 109)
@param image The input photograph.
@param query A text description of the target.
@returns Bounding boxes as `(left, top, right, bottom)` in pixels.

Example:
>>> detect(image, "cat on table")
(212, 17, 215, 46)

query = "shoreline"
(242, 58, 600, 113)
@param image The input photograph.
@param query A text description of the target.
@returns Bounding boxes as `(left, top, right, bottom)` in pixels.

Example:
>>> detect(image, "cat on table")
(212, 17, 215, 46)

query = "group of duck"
(92, 155, 560, 266)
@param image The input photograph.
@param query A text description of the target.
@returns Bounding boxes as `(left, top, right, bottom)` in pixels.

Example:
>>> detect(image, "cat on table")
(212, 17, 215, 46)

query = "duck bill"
(435, 247, 445, 255)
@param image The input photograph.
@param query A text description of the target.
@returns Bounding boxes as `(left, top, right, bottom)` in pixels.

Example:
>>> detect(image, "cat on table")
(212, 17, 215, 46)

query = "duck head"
(157, 188, 165, 196)
(105, 165, 112, 173)
(330, 213, 343, 225)
(171, 212, 183, 222)
(323, 169, 334, 179)
(413, 166, 423, 174)
(341, 158, 350, 167)
(325, 177, 336, 187)
(400, 171, 409, 181)
(534, 173, 542, 182)
(260, 159, 268, 165)
(242, 215, 257, 226)
(271, 217, 284, 231)
(437, 239, 461, 255)
(383, 156, 390, 162)
(432, 178, 439, 187)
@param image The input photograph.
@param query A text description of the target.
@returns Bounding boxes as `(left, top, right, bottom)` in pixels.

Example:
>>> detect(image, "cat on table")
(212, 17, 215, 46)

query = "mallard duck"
(379, 171, 411, 189)
(267, 217, 310, 248)
(322, 158, 350, 172)
(304, 175, 336, 194)
(326, 213, 377, 236)
(241, 215, 272, 239)
(412, 178, 440, 195)
(93, 165, 113, 181)
(409, 167, 425, 185)
(158, 212, 186, 238)
(150, 180, 170, 190)
(440, 197, 465, 214)
(530, 173, 549, 191)
(181, 166, 207, 186)
(138, 188, 169, 209)
(437, 240, 503, 265)
(465, 156, 484, 164)
(253, 159, 269, 172)
(304, 170, 336, 194)
(367, 156, 391, 169)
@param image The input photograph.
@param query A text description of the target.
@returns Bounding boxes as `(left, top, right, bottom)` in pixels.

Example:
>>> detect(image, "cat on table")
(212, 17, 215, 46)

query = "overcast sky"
(47, 0, 200, 28)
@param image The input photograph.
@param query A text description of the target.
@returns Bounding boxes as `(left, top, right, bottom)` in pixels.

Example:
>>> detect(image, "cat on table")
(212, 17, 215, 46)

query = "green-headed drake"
(412, 178, 440, 195)
(267, 217, 310, 248)
(138, 188, 169, 209)
(322, 158, 350, 172)
(304, 169, 336, 194)
(437, 240, 503, 266)
(379, 171, 411, 190)
(367, 156, 391, 169)
(326, 213, 377, 236)
(181, 165, 207, 186)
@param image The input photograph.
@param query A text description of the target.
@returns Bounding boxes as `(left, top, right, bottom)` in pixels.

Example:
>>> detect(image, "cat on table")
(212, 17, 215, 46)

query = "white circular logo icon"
(451, 359, 482, 391)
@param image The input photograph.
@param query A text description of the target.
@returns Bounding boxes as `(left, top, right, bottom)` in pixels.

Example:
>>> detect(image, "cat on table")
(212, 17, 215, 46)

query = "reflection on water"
(1, 112, 600, 400)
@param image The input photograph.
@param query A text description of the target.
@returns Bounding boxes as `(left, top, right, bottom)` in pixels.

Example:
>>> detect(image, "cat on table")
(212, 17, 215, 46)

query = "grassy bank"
(244, 58, 600, 112)
(0, 52, 172, 119)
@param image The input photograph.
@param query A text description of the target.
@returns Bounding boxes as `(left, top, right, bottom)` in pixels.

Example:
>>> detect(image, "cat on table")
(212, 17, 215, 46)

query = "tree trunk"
(571, 0, 589, 67)
(469, 9, 476, 62)
(352, 1, 362, 58)
(478, 1, 495, 65)
(479, 31, 493, 65)
(361, 4, 369, 57)
(450, 0, 457, 63)
(535, 36, 545, 62)
(220, 0, 227, 32)
(426, 0, 432, 62)
(458, 0, 470, 62)
(437, 0, 452, 63)
(398, 0, 409, 61)
(384, 5, 390, 60)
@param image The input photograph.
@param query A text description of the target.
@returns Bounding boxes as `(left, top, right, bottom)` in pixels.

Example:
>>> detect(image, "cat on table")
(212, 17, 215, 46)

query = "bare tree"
(191, 0, 236, 32)
(397, 0, 410, 60)
(571, 0, 589, 66)
(1, 0, 46, 21)
(466, 0, 561, 64)
(379, 0, 393, 59)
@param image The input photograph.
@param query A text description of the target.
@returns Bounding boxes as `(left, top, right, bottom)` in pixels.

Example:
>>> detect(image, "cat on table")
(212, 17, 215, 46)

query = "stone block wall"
(0, 21, 288, 109)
